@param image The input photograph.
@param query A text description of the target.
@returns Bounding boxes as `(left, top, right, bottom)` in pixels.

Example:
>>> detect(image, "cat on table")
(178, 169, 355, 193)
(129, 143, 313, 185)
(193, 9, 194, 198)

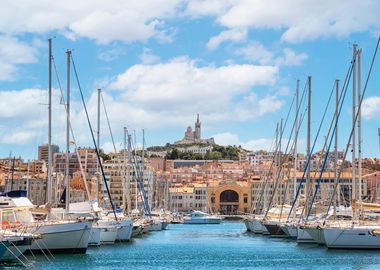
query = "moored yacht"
(323, 224, 380, 249)
(0, 196, 92, 254)
(183, 211, 222, 224)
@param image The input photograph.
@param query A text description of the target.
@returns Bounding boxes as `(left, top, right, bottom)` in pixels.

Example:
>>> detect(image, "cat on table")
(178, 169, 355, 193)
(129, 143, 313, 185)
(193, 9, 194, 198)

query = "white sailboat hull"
(29, 220, 92, 254)
(147, 221, 163, 231)
(281, 224, 298, 239)
(1, 237, 32, 261)
(100, 227, 118, 244)
(116, 220, 133, 241)
(253, 219, 269, 234)
(297, 227, 315, 243)
(303, 226, 325, 245)
(88, 226, 101, 246)
(324, 226, 380, 249)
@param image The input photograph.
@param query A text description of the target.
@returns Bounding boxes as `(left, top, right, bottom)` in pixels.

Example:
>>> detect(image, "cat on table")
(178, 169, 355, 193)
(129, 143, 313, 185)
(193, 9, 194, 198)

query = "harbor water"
(4, 221, 380, 269)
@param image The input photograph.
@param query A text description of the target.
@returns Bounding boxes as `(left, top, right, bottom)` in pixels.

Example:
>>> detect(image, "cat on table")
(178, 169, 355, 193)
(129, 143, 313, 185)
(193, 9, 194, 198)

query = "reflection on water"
(5, 221, 380, 269)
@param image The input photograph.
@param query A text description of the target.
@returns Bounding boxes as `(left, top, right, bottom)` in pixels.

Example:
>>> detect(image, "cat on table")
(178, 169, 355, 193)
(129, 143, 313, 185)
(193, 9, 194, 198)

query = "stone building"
(38, 144, 60, 165)
(175, 114, 215, 145)
(54, 148, 98, 177)
(102, 156, 154, 212)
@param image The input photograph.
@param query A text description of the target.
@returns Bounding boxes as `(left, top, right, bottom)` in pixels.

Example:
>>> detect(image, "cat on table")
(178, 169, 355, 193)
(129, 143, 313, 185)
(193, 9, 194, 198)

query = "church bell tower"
(194, 113, 201, 140)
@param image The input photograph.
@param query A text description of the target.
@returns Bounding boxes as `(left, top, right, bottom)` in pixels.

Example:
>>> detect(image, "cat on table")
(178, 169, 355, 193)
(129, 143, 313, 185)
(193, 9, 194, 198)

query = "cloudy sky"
(1, 0, 380, 159)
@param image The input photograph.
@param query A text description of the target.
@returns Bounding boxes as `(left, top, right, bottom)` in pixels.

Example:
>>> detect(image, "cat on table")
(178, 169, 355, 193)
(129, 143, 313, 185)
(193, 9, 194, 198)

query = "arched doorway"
(219, 190, 239, 215)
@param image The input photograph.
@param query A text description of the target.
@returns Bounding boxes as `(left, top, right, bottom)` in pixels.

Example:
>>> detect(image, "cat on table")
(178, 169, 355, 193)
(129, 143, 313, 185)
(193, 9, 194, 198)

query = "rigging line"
(100, 92, 117, 154)
(263, 92, 308, 219)
(306, 73, 353, 220)
(100, 91, 129, 212)
(52, 55, 90, 201)
(324, 36, 380, 225)
(250, 135, 277, 214)
(70, 53, 118, 221)
(280, 90, 296, 136)
(257, 105, 308, 215)
(127, 129, 152, 217)
(252, 81, 308, 214)
(287, 59, 356, 220)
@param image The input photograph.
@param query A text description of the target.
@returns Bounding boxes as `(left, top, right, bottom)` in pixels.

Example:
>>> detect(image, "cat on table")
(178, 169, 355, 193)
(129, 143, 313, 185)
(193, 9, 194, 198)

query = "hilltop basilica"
(175, 114, 215, 145)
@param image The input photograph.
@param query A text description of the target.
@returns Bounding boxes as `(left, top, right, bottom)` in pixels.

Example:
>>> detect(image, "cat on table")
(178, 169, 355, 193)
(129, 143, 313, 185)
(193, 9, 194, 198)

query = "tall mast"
(27, 161, 30, 201)
(142, 129, 145, 163)
(352, 44, 357, 203)
(123, 127, 127, 212)
(47, 38, 53, 204)
(133, 130, 138, 210)
(96, 88, 101, 203)
(65, 49, 71, 211)
(127, 131, 132, 213)
(97, 88, 101, 160)
(334, 79, 339, 215)
(357, 48, 362, 204)
(279, 118, 283, 205)
(294, 80, 300, 201)
(306, 76, 311, 211)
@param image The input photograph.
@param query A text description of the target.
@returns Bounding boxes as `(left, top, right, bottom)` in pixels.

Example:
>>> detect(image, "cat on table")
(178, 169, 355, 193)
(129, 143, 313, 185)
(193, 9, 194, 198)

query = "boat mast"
(133, 131, 138, 211)
(357, 48, 362, 205)
(65, 49, 71, 211)
(123, 127, 127, 212)
(305, 76, 311, 212)
(126, 131, 132, 213)
(47, 38, 53, 204)
(294, 80, 299, 201)
(352, 44, 357, 204)
(97, 88, 101, 204)
(334, 79, 339, 216)
(279, 118, 283, 206)
(27, 161, 30, 201)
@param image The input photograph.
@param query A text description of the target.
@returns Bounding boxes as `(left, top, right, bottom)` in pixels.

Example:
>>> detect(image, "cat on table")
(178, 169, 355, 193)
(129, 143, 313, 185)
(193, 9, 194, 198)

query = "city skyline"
(0, 1, 380, 160)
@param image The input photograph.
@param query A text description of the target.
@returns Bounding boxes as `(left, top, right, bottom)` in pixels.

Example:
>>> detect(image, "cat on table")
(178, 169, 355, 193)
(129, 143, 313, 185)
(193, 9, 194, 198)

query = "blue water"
(3, 222, 380, 269)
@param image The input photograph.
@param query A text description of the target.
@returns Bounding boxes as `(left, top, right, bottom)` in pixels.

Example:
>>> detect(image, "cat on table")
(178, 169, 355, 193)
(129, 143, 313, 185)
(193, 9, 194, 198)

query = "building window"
(211, 197, 215, 204)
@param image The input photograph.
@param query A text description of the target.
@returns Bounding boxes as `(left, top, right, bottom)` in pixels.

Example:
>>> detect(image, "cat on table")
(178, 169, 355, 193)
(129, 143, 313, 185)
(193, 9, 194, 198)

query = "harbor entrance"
(219, 190, 239, 215)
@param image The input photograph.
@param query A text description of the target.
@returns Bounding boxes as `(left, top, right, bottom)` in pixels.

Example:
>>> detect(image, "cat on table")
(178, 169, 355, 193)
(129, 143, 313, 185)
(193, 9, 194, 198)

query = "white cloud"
(213, 132, 274, 151)
(362, 96, 380, 119)
(235, 42, 274, 64)
(184, 0, 233, 17)
(0, 35, 37, 80)
(275, 48, 308, 66)
(139, 48, 160, 64)
(0, 0, 183, 44)
(107, 56, 280, 125)
(98, 45, 127, 62)
(236, 42, 308, 67)
(0, 88, 49, 145)
(185, 0, 380, 43)
(0, 56, 283, 150)
(206, 28, 247, 50)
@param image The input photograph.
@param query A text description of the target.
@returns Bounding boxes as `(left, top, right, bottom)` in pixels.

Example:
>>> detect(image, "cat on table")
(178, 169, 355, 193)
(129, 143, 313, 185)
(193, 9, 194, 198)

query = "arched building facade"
(208, 180, 252, 214)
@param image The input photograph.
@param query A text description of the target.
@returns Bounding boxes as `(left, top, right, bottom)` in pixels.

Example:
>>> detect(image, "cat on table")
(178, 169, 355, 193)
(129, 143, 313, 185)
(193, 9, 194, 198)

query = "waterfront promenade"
(5, 222, 380, 269)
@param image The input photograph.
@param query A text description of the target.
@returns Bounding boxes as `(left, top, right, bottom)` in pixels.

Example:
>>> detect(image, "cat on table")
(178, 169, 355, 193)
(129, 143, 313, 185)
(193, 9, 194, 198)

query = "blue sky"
(0, 0, 380, 160)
